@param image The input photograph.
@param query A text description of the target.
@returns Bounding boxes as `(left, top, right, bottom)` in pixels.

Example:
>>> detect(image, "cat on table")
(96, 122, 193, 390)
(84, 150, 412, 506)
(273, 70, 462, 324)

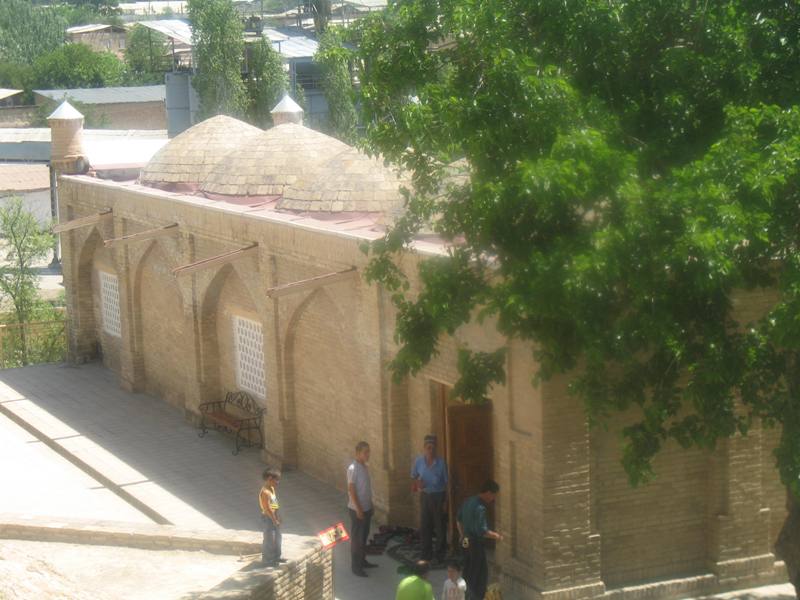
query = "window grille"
(234, 315, 265, 398)
(99, 271, 122, 337)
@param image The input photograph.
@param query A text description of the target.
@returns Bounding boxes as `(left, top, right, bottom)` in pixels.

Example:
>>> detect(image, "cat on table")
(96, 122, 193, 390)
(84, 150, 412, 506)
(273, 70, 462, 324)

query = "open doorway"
(430, 381, 494, 543)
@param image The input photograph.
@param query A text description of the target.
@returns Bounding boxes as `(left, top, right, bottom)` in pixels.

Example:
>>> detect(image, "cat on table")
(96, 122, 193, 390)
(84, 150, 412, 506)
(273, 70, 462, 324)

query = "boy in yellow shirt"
(259, 468, 284, 567)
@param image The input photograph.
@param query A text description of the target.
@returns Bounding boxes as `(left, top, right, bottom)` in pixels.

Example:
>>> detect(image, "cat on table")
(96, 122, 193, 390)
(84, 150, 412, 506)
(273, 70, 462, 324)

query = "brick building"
(34, 86, 167, 130)
(66, 24, 128, 58)
(53, 99, 789, 599)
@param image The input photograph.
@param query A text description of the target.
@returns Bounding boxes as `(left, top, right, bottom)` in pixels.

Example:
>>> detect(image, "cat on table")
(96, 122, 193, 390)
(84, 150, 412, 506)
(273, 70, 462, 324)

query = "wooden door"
(446, 402, 493, 541)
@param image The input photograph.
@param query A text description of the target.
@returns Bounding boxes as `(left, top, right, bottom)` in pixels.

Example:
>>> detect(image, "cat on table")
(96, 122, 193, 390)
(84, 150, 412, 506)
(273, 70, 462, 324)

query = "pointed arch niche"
(284, 287, 366, 488)
(134, 241, 187, 409)
(76, 227, 122, 367)
(200, 264, 266, 406)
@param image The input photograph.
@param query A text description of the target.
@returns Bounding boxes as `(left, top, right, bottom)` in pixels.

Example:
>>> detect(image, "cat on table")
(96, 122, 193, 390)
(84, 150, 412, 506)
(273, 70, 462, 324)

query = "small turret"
(47, 100, 89, 174)
(270, 94, 303, 126)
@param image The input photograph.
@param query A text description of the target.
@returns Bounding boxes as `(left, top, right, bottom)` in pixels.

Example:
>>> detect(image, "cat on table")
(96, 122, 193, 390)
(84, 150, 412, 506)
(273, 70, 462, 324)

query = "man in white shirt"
(347, 440, 377, 577)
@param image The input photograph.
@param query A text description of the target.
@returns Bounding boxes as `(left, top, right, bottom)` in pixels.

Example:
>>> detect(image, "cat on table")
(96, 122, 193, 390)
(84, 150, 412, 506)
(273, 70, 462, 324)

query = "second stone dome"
(199, 123, 350, 197)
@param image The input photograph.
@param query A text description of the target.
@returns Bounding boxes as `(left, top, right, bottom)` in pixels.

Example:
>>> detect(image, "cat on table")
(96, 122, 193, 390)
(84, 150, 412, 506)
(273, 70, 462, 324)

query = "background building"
(66, 24, 129, 58)
(34, 86, 167, 130)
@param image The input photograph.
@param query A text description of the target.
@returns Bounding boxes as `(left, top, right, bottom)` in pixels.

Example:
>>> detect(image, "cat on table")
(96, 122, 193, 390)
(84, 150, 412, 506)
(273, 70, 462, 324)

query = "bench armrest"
(199, 400, 225, 414)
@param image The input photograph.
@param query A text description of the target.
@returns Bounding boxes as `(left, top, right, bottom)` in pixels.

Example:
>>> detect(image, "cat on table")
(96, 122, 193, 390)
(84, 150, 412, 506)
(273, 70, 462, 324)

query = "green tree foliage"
(32, 43, 126, 89)
(30, 97, 110, 129)
(188, 0, 248, 119)
(359, 0, 800, 588)
(0, 198, 65, 367)
(246, 37, 287, 127)
(0, 62, 34, 102)
(0, 198, 54, 326)
(315, 28, 357, 143)
(125, 24, 171, 84)
(0, 0, 66, 65)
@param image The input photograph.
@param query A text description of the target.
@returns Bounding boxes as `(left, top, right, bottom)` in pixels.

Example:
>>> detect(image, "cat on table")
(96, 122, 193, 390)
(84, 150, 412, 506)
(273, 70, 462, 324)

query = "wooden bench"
(198, 391, 264, 455)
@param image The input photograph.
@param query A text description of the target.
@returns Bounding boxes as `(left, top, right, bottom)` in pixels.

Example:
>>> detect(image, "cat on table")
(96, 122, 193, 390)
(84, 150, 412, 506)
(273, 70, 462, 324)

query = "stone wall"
(57, 174, 789, 599)
(91, 102, 166, 130)
(0, 106, 36, 128)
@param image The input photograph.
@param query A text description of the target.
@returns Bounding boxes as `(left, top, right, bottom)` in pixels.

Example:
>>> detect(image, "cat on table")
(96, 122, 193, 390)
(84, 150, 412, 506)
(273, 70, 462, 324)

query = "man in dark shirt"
(456, 480, 502, 600)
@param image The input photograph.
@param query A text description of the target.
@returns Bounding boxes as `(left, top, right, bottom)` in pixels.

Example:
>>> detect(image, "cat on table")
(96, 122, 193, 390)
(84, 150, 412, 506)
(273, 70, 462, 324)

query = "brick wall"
(592, 414, 708, 587)
(92, 102, 166, 130)
(58, 175, 790, 600)
(0, 106, 36, 128)
(138, 241, 188, 409)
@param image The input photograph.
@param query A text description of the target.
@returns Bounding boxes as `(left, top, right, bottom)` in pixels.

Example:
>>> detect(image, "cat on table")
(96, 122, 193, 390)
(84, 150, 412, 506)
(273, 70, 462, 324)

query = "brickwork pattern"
(57, 173, 791, 600)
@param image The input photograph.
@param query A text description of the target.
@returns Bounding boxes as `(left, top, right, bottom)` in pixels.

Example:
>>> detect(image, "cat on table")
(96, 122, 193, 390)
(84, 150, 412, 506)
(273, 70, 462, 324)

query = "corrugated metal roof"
(136, 19, 193, 46)
(67, 23, 126, 34)
(34, 85, 166, 105)
(0, 164, 50, 193)
(265, 28, 319, 59)
(0, 89, 23, 102)
(343, 0, 387, 9)
(119, 1, 188, 15)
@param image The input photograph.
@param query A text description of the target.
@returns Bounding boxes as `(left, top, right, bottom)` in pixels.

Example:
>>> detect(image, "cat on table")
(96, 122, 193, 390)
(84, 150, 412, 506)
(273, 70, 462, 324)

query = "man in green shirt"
(395, 560, 434, 600)
(456, 480, 502, 600)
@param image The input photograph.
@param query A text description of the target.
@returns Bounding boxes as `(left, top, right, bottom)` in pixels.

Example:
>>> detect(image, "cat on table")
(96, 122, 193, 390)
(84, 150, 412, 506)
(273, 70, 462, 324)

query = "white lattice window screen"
(234, 316, 266, 398)
(99, 271, 122, 337)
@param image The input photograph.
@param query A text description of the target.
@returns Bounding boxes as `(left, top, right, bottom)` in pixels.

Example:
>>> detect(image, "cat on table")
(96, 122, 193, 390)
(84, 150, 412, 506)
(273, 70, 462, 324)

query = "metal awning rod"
(266, 266, 358, 298)
(172, 243, 258, 277)
(52, 209, 112, 234)
(104, 223, 179, 248)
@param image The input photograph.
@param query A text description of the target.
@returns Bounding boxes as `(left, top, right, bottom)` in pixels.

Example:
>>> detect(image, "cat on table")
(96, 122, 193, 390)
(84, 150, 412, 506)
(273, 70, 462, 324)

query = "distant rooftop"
(0, 89, 23, 102)
(265, 28, 319, 59)
(34, 86, 166, 106)
(0, 128, 168, 166)
(343, 0, 388, 10)
(0, 163, 50, 194)
(135, 19, 192, 46)
(67, 23, 127, 34)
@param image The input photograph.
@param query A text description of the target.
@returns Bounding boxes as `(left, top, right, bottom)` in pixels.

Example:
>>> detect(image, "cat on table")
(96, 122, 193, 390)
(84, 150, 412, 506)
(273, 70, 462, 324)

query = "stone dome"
(140, 115, 262, 188)
(278, 147, 409, 214)
(199, 123, 349, 197)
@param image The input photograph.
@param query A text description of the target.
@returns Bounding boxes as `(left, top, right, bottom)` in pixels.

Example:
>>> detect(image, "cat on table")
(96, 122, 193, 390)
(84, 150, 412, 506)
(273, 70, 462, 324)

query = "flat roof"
(0, 129, 168, 165)
(0, 163, 50, 193)
(60, 175, 448, 257)
(34, 85, 166, 106)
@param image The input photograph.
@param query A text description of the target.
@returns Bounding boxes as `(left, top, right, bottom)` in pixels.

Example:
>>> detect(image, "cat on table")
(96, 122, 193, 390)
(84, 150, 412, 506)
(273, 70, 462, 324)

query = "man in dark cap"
(411, 434, 449, 563)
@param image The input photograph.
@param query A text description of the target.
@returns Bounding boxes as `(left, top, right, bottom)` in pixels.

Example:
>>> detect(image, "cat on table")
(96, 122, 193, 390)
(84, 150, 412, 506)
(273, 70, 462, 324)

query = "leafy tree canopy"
(0, 0, 66, 65)
(33, 43, 126, 89)
(246, 37, 288, 127)
(125, 24, 171, 84)
(315, 28, 358, 143)
(188, 0, 248, 119)
(359, 0, 800, 504)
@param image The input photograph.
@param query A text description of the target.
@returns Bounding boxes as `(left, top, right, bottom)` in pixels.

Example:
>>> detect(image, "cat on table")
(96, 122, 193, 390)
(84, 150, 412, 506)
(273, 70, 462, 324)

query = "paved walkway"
(1, 362, 792, 600)
(0, 362, 442, 600)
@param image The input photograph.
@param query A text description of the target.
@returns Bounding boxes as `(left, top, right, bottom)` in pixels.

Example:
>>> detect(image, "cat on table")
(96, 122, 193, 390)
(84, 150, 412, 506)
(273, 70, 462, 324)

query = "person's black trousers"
(420, 491, 447, 561)
(463, 537, 487, 600)
(349, 508, 373, 572)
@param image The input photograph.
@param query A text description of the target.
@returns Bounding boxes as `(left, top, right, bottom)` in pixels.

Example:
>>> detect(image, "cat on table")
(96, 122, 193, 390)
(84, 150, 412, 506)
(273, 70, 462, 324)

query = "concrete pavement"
(0, 362, 439, 599)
